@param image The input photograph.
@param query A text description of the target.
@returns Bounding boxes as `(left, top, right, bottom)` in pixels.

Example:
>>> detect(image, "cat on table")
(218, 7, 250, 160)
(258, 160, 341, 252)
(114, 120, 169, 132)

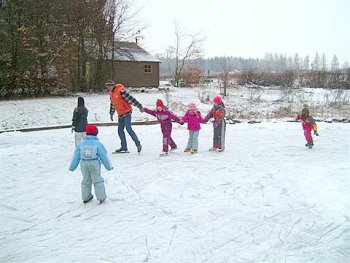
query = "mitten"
(110, 114, 114, 121)
(314, 131, 319, 136)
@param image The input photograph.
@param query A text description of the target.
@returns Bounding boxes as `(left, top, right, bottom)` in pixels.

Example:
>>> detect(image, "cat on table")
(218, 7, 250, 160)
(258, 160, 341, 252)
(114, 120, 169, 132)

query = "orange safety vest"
(110, 84, 132, 116)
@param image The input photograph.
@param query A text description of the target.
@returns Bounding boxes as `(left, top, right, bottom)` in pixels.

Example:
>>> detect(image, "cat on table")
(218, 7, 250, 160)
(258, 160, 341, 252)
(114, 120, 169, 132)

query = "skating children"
(69, 125, 113, 204)
(141, 99, 182, 156)
(181, 103, 207, 154)
(205, 96, 226, 152)
(72, 96, 88, 147)
(295, 104, 319, 148)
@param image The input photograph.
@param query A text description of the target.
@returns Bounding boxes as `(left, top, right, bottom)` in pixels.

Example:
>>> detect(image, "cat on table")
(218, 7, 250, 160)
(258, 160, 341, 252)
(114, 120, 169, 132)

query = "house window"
(144, 64, 152, 73)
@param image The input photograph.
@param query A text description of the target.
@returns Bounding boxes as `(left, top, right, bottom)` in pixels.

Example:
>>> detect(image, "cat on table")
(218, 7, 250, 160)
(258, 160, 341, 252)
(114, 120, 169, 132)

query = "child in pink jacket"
(181, 103, 207, 154)
(141, 99, 182, 156)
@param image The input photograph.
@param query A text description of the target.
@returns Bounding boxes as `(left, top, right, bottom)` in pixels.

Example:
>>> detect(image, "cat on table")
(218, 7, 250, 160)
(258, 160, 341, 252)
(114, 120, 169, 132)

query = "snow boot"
(160, 151, 168, 157)
(83, 194, 94, 204)
(184, 148, 191, 152)
(190, 149, 197, 154)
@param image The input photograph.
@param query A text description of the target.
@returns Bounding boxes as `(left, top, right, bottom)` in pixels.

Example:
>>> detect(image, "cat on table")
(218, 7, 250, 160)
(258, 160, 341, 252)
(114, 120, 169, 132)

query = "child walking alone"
(181, 103, 206, 154)
(295, 104, 319, 148)
(205, 96, 226, 152)
(69, 125, 113, 204)
(141, 99, 182, 156)
(72, 96, 88, 147)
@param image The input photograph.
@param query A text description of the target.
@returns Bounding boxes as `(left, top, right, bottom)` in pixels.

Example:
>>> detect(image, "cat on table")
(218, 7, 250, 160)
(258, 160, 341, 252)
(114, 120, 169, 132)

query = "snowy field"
(0, 86, 350, 262)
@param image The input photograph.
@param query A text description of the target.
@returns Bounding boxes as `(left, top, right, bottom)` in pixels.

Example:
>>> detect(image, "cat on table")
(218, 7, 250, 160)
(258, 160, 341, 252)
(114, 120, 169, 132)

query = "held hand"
(140, 107, 144, 113)
(314, 131, 319, 136)
(110, 114, 114, 121)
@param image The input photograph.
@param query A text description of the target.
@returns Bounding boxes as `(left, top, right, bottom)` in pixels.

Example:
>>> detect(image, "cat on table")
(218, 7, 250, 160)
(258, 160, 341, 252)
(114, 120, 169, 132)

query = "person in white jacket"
(69, 125, 113, 204)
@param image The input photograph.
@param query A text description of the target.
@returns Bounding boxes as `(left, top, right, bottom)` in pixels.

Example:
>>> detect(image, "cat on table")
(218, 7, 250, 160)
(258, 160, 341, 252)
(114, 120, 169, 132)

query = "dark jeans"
(118, 114, 140, 150)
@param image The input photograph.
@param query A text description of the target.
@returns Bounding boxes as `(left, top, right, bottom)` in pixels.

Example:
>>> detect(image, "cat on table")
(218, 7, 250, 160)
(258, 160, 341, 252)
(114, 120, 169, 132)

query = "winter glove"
(110, 114, 114, 121)
(314, 131, 319, 136)
(71, 127, 75, 133)
(179, 121, 184, 125)
(140, 107, 144, 113)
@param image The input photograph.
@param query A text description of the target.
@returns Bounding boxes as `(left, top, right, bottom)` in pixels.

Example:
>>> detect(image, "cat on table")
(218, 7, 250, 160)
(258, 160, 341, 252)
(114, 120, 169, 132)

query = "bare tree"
(219, 56, 232, 96)
(169, 23, 205, 87)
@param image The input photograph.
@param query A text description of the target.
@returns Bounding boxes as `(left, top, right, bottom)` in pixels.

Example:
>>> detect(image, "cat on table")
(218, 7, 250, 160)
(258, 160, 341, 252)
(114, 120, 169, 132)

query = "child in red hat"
(69, 125, 113, 204)
(141, 99, 182, 156)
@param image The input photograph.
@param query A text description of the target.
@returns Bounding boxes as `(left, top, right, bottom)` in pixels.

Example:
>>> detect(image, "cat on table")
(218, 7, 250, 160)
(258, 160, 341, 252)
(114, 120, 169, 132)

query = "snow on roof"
(106, 41, 161, 63)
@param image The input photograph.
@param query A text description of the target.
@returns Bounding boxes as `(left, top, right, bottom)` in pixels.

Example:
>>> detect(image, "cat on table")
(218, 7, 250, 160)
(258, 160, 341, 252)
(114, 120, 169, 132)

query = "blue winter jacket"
(69, 135, 113, 171)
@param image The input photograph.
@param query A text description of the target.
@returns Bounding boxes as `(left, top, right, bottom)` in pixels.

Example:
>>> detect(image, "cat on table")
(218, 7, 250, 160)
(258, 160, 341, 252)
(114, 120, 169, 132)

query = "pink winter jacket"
(181, 110, 206, 131)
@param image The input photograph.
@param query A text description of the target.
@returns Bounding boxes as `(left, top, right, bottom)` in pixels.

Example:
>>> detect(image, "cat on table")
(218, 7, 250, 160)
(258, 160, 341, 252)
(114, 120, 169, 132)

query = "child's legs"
(89, 160, 106, 201)
(80, 161, 93, 201)
(304, 128, 313, 142)
(187, 131, 194, 148)
(213, 125, 221, 148)
(219, 121, 226, 150)
(74, 132, 85, 148)
(191, 131, 199, 150)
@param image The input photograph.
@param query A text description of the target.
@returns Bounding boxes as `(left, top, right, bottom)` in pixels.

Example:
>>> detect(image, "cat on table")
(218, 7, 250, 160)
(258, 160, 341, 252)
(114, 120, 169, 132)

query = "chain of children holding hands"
(69, 81, 319, 204)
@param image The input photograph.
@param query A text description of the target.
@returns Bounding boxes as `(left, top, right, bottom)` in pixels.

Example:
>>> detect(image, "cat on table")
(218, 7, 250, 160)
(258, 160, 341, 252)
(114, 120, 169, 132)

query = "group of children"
(69, 93, 227, 204)
(69, 87, 320, 204)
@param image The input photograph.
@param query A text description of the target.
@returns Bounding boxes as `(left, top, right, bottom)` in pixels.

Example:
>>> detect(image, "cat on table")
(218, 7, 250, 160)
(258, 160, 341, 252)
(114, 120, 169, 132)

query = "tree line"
(158, 53, 350, 90)
(0, 0, 138, 98)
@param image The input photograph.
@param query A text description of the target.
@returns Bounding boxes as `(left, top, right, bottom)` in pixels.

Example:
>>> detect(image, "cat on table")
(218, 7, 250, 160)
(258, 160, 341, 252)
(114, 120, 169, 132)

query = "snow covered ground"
(0, 86, 350, 262)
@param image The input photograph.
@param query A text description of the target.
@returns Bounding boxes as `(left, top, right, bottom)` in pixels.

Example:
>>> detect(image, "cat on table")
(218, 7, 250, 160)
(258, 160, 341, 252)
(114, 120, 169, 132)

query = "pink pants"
(304, 127, 313, 143)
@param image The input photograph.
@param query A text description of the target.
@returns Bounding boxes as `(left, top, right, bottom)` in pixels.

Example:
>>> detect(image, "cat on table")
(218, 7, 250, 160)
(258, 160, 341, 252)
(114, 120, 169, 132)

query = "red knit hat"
(156, 99, 164, 108)
(86, 125, 98, 136)
(213, 96, 222, 104)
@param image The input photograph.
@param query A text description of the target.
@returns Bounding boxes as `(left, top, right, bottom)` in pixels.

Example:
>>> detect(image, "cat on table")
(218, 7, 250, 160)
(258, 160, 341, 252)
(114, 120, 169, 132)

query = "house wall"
(107, 61, 159, 88)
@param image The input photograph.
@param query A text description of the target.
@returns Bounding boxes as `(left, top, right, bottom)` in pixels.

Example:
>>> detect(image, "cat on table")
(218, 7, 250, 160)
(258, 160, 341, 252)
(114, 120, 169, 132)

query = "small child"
(72, 96, 88, 148)
(69, 125, 113, 204)
(295, 104, 319, 148)
(141, 99, 182, 156)
(205, 96, 226, 152)
(181, 103, 206, 154)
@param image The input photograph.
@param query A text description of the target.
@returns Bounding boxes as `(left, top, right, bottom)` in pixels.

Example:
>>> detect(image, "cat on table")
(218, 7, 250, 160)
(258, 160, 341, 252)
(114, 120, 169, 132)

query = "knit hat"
(188, 103, 197, 111)
(86, 125, 98, 136)
(301, 104, 309, 116)
(105, 79, 115, 86)
(156, 99, 164, 108)
(213, 96, 222, 104)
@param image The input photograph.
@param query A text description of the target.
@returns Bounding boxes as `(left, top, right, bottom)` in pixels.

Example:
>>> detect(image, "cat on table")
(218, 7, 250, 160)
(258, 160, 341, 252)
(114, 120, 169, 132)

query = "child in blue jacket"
(69, 125, 113, 204)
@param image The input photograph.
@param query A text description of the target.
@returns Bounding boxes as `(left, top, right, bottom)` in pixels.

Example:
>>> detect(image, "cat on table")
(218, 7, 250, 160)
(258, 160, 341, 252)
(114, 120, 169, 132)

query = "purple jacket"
(143, 107, 181, 136)
(181, 110, 206, 131)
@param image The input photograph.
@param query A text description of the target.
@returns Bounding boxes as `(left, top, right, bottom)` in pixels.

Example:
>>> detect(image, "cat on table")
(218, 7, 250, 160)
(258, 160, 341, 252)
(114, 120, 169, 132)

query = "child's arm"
(308, 116, 319, 134)
(197, 111, 207, 123)
(204, 109, 213, 122)
(72, 108, 78, 130)
(142, 107, 157, 117)
(69, 147, 81, 171)
(181, 112, 189, 123)
(97, 143, 113, 170)
(167, 110, 181, 123)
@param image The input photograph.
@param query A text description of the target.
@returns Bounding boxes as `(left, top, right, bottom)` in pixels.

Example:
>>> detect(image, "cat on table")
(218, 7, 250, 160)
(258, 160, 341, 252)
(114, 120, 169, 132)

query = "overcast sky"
(136, 0, 350, 64)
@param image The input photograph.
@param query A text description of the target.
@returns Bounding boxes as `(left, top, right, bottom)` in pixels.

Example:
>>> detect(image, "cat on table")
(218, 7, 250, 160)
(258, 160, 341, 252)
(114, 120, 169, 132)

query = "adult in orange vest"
(106, 81, 142, 153)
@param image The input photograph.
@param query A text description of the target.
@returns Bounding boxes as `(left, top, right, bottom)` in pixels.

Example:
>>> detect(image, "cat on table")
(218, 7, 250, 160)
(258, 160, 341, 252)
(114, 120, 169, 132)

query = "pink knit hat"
(188, 103, 197, 111)
(213, 96, 222, 104)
